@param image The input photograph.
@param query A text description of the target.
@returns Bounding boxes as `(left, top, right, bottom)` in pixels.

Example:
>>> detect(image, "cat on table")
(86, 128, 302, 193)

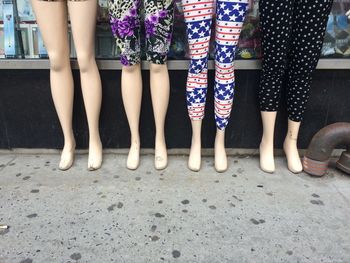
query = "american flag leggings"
(182, 0, 249, 130)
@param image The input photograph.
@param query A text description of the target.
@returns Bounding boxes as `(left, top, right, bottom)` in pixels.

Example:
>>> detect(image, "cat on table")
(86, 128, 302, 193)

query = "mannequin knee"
(263, 67, 286, 79)
(49, 52, 69, 72)
(150, 63, 166, 74)
(288, 69, 312, 80)
(76, 52, 94, 73)
(189, 58, 208, 75)
(122, 63, 140, 74)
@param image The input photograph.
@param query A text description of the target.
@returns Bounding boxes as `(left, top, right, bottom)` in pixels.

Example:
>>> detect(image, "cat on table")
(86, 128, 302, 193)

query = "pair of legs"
(108, 0, 174, 170)
(31, 0, 102, 171)
(121, 63, 170, 170)
(182, 0, 249, 172)
(258, 0, 333, 173)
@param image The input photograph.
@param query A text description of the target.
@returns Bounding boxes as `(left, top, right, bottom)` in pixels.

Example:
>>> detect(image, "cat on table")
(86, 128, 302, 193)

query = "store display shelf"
(0, 59, 350, 70)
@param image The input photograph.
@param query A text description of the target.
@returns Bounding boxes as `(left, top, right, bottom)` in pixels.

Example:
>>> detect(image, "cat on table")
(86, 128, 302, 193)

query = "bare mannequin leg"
(283, 119, 303, 173)
(188, 120, 202, 172)
(31, 0, 75, 171)
(215, 129, 227, 172)
(122, 64, 142, 170)
(149, 63, 169, 170)
(259, 111, 277, 173)
(68, 0, 102, 171)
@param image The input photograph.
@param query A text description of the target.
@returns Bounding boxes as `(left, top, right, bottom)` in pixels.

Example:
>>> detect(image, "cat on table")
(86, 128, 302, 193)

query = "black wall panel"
(0, 69, 349, 149)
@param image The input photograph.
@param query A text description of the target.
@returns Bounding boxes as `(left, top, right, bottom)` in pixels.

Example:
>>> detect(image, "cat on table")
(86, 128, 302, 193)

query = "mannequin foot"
(188, 138, 201, 172)
(283, 136, 303, 174)
(259, 141, 275, 174)
(155, 136, 168, 170)
(127, 138, 140, 170)
(59, 141, 76, 171)
(88, 139, 103, 171)
(214, 130, 227, 173)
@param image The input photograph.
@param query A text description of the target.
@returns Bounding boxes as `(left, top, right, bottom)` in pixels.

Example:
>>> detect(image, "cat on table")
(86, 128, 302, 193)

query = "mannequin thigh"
(68, 0, 98, 71)
(30, 0, 70, 68)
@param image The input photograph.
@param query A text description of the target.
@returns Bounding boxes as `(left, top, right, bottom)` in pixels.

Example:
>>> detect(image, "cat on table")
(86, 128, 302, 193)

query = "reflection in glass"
(0, 0, 349, 59)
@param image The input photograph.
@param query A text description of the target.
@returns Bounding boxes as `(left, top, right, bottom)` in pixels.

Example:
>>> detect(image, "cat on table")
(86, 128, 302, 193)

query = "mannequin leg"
(122, 64, 142, 170)
(182, 0, 214, 171)
(143, 0, 174, 170)
(258, 0, 294, 173)
(68, 0, 102, 171)
(213, 0, 249, 172)
(260, 111, 277, 173)
(283, 0, 332, 174)
(188, 120, 202, 172)
(31, 0, 75, 170)
(108, 0, 142, 170)
(283, 119, 302, 173)
(149, 63, 169, 170)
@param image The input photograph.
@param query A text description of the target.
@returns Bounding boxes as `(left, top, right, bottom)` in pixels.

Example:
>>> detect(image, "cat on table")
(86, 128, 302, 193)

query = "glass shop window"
(0, 0, 349, 59)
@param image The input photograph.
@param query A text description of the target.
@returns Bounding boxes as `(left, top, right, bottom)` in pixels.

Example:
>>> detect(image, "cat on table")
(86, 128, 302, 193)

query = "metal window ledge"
(0, 59, 349, 70)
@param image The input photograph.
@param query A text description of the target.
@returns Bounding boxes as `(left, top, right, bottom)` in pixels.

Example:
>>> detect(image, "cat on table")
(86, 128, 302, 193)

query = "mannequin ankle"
(155, 132, 165, 140)
(63, 135, 75, 145)
(260, 138, 273, 148)
(130, 136, 140, 145)
(285, 136, 298, 141)
(63, 142, 75, 150)
(191, 136, 201, 144)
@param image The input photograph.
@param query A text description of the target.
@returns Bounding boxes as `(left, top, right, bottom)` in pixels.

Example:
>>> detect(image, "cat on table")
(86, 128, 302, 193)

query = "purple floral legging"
(108, 0, 175, 66)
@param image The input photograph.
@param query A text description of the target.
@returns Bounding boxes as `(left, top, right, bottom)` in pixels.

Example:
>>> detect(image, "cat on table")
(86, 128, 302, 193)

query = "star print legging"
(182, 0, 249, 130)
(259, 0, 333, 122)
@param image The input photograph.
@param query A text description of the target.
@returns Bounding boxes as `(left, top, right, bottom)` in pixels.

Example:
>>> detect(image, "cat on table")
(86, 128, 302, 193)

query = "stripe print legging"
(182, 0, 249, 130)
(259, 0, 333, 122)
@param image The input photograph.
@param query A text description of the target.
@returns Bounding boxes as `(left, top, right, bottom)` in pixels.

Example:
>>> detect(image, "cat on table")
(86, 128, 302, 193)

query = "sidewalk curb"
(0, 148, 345, 157)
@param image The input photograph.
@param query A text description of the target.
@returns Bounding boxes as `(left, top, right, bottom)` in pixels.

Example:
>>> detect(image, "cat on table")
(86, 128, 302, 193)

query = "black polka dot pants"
(258, 0, 333, 122)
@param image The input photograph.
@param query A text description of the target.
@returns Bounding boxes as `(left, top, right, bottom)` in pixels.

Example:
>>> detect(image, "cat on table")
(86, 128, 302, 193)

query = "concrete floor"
(0, 153, 349, 263)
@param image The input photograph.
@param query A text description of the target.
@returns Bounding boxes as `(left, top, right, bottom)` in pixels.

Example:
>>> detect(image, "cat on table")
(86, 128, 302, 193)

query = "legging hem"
(288, 116, 302, 123)
(259, 107, 279, 113)
(189, 116, 205, 121)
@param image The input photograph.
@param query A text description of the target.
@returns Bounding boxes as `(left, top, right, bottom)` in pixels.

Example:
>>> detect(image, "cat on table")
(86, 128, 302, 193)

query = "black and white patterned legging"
(258, 0, 333, 122)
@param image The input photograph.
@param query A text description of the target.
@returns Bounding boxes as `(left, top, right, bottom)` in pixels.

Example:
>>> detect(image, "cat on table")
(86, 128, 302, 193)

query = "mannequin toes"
(59, 157, 74, 171)
(126, 144, 140, 170)
(188, 142, 201, 172)
(87, 141, 103, 171)
(214, 142, 227, 173)
(188, 157, 201, 172)
(283, 139, 303, 174)
(155, 139, 168, 170)
(88, 157, 102, 171)
(127, 156, 140, 170)
(59, 146, 75, 171)
(259, 143, 275, 174)
(260, 161, 275, 174)
(155, 155, 168, 170)
(287, 163, 303, 174)
(215, 156, 227, 173)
